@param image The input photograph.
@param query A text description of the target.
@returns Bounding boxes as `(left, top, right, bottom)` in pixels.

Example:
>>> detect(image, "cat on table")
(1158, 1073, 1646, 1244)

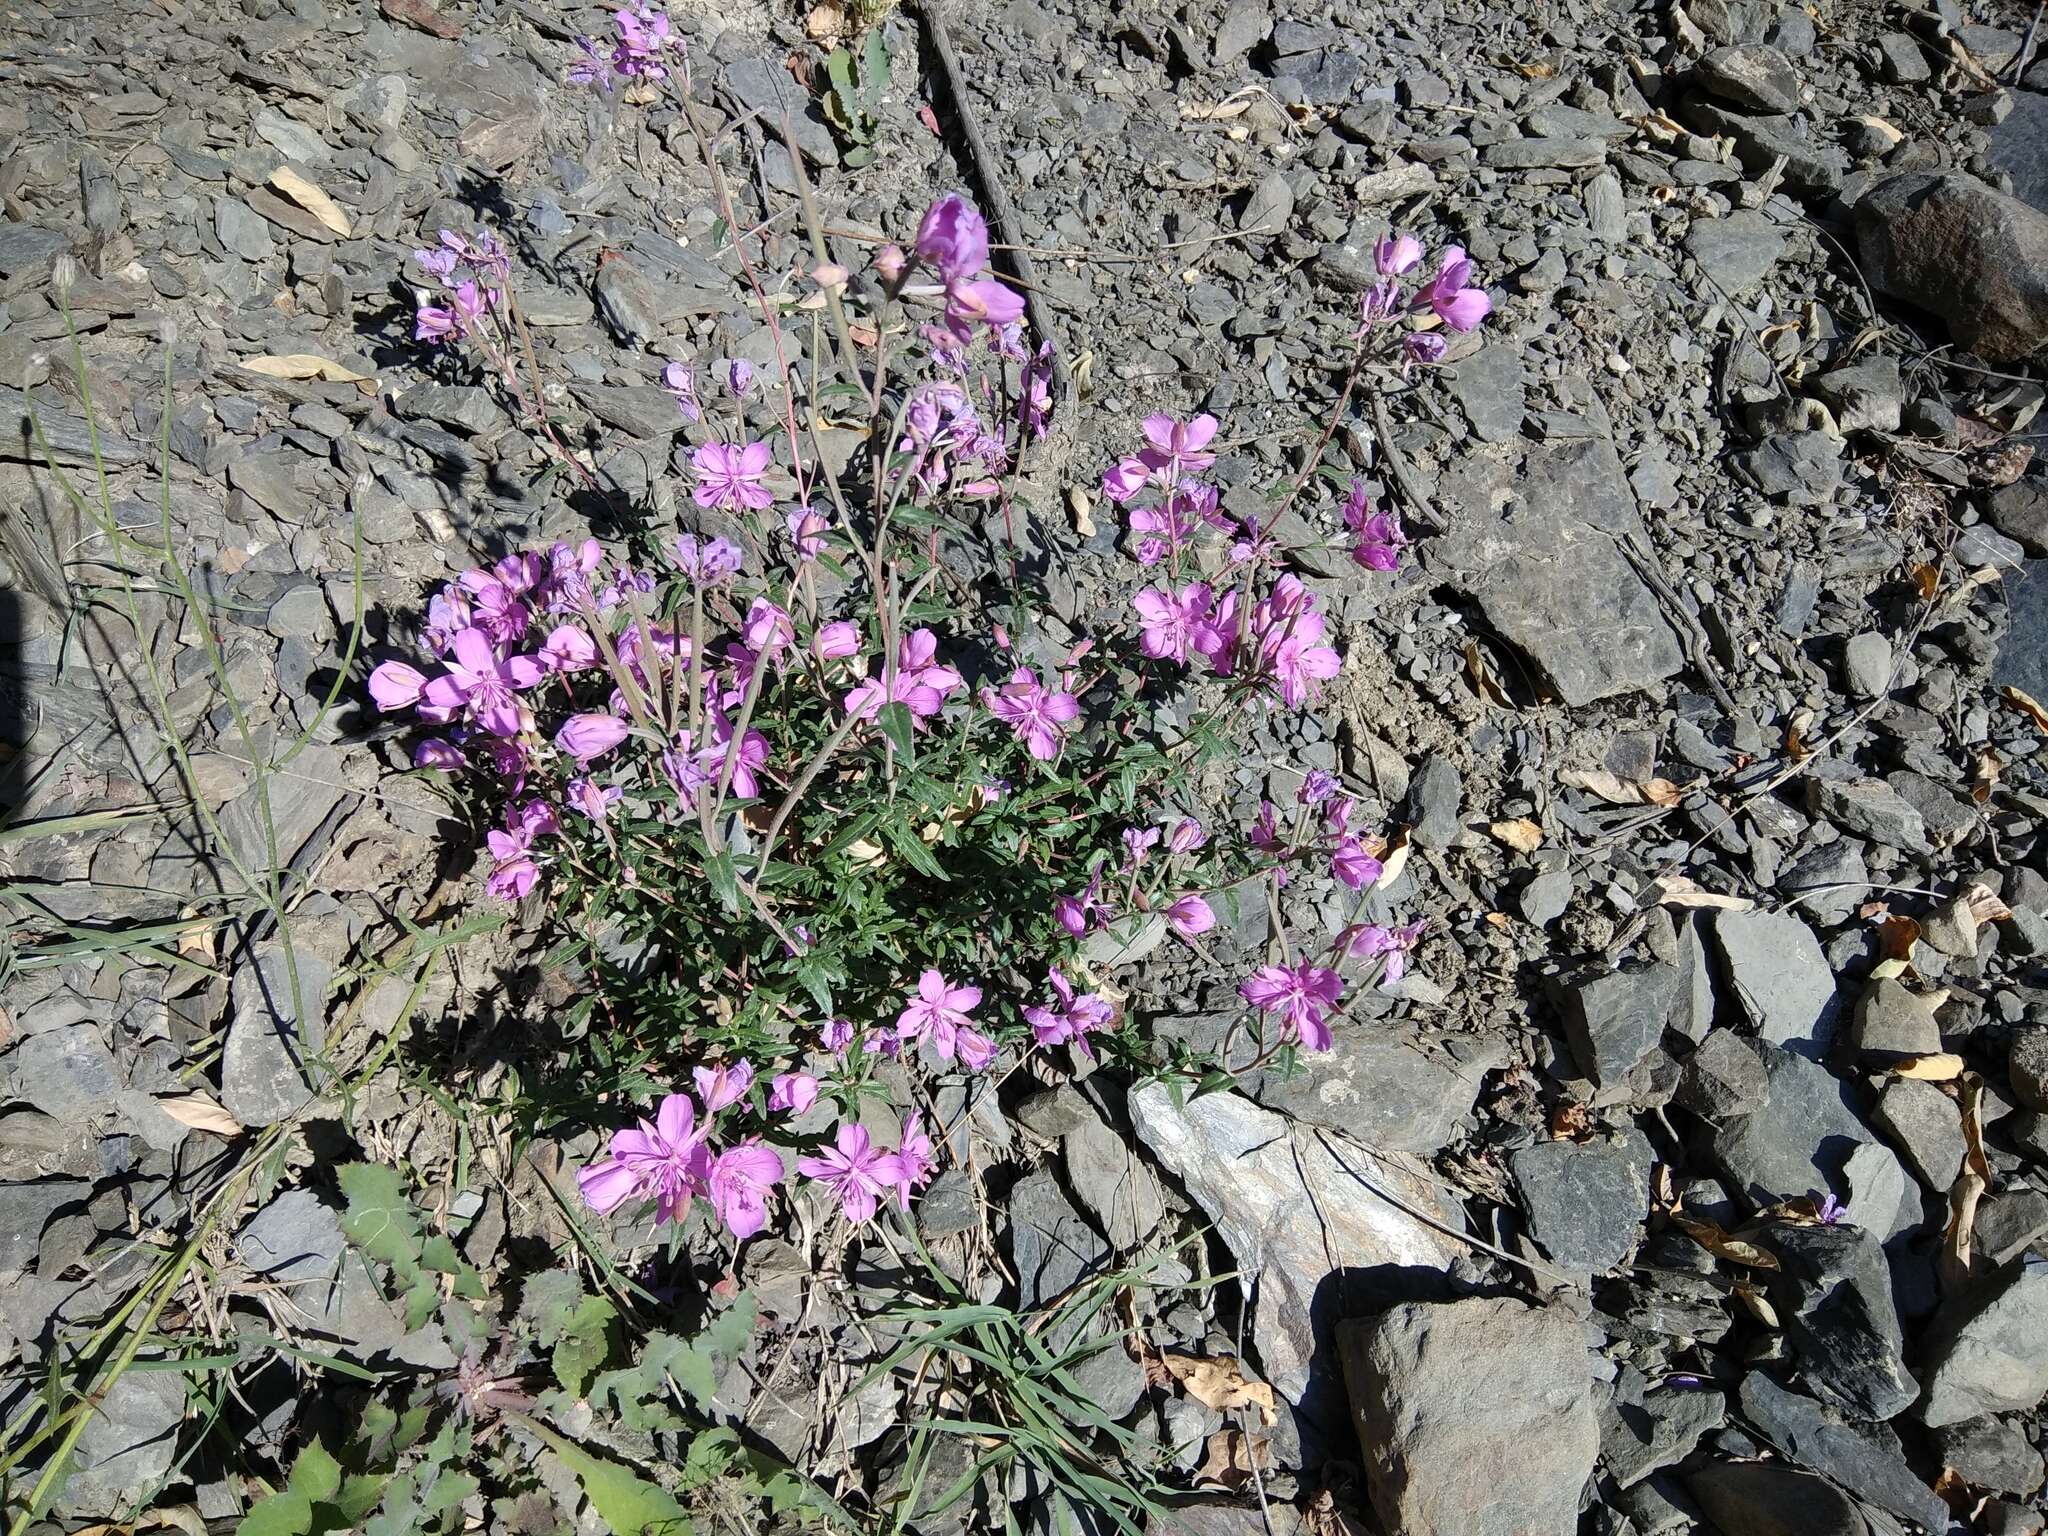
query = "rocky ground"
(5, 0, 2048, 1529)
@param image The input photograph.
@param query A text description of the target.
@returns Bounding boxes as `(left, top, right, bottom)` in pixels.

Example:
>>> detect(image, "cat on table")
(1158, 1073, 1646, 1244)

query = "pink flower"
(693, 1060, 754, 1113)
(981, 667, 1080, 762)
(1139, 413, 1219, 474)
(1348, 919, 1427, 983)
(1414, 247, 1491, 332)
(744, 599, 795, 657)
(420, 627, 543, 737)
(1166, 894, 1215, 939)
(890, 1112, 936, 1208)
(1024, 967, 1113, 1059)
(822, 1017, 854, 1053)
(1342, 482, 1406, 573)
(414, 302, 457, 343)
(555, 711, 630, 765)
(897, 967, 997, 1068)
(691, 440, 775, 512)
(1101, 456, 1153, 505)
(566, 777, 620, 821)
(1168, 817, 1208, 854)
(943, 277, 1026, 338)
(577, 1092, 712, 1224)
(786, 505, 829, 560)
(661, 361, 700, 423)
(538, 624, 598, 673)
(844, 628, 962, 723)
(450, 280, 494, 332)
(768, 1072, 820, 1115)
(485, 846, 539, 902)
(414, 738, 465, 770)
(814, 620, 862, 661)
(1249, 799, 1281, 853)
(1246, 577, 1341, 709)
(708, 1140, 783, 1240)
(673, 534, 744, 583)
(368, 661, 427, 711)
(1375, 234, 1423, 275)
(1239, 963, 1345, 1052)
(1331, 838, 1383, 890)
(915, 193, 991, 283)
(1403, 332, 1448, 372)
(1133, 582, 1214, 664)
(796, 1124, 905, 1224)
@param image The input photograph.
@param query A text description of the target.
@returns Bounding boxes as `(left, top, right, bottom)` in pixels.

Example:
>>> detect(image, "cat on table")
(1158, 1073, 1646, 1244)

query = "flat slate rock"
(1511, 1127, 1654, 1274)
(1683, 210, 1789, 297)
(1919, 1254, 2048, 1427)
(1710, 908, 1838, 1056)
(1432, 438, 1684, 706)
(1238, 1024, 1479, 1154)
(1740, 1373, 1949, 1529)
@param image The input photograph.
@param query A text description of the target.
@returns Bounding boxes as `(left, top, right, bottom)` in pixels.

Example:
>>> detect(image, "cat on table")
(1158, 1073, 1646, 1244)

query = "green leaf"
(507, 1411, 693, 1536)
(877, 701, 916, 763)
(863, 25, 889, 93)
(520, 1269, 584, 1340)
(553, 1294, 619, 1398)
(288, 1441, 343, 1503)
(699, 1291, 757, 1366)
(236, 1489, 313, 1536)
(338, 1163, 423, 1284)
(704, 850, 741, 915)
(329, 1473, 393, 1527)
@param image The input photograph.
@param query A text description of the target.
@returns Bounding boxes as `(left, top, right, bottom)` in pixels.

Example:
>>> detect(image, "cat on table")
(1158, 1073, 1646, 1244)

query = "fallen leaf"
(1892, 1053, 1965, 1081)
(1193, 1427, 1269, 1493)
(844, 838, 888, 870)
(1548, 1100, 1594, 1141)
(1374, 830, 1411, 890)
(804, 2, 844, 39)
(380, 0, 460, 35)
(1488, 817, 1543, 853)
(1649, 875, 1754, 910)
(1731, 1278, 1780, 1328)
(157, 1093, 243, 1136)
(1910, 562, 1941, 602)
(1973, 750, 2002, 805)
(1559, 769, 1682, 807)
(1067, 486, 1095, 539)
(1670, 1211, 1781, 1271)
(1785, 719, 1813, 762)
(240, 353, 371, 383)
(1155, 1352, 1276, 1426)
(1965, 882, 2011, 924)
(2004, 686, 2048, 732)
(1464, 641, 1514, 707)
(266, 166, 352, 237)
(1941, 1074, 1990, 1291)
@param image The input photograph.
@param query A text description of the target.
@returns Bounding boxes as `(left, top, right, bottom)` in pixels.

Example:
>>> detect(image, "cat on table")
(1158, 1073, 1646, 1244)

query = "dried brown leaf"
(1670, 1211, 1781, 1271)
(240, 353, 371, 383)
(1465, 641, 1514, 707)
(2003, 686, 2048, 733)
(1910, 562, 1941, 602)
(1965, 882, 2011, 924)
(1157, 1352, 1277, 1426)
(157, 1093, 243, 1136)
(1892, 1053, 1965, 1081)
(1488, 817, 1544, 854)
(379, 0, 460, 37)
(1559, 769, 1683, 807)
(266, 167, 352, 237)
(1941, 1074, 1991, 1291)
(1649, 875, 1754, 910)
(1193, 1428, 1270, 1492)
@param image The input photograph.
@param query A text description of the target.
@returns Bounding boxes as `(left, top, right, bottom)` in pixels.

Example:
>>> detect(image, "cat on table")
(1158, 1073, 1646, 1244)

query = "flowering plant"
(367, 12, 1487, 1251)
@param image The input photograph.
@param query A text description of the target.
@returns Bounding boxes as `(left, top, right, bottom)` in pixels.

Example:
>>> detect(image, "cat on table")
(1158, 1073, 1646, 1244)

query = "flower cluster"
(1355, 232, 1493, 371)
(411, 229, 511, 345)
(567, 1, 680, 89)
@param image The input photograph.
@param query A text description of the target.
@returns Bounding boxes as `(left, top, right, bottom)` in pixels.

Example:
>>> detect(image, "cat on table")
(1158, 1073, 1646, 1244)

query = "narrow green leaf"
(877, 701, 916, 763)
(507, 1411, 693, 1536)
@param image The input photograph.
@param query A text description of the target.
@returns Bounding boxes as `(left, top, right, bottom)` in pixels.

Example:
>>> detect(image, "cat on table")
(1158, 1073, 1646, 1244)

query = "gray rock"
(1341, 1297, 1596, 1536)
(1872, 1077, 1965, 1189)
(1511, 1128, 1654, 1273)
(1696, 44, 1802, 112)
(1765, 1219, 1919, 1421)
(1812, 356, 1904, 435)
(1731, 431, 1842, 505)
(1842, 1140, 1914, 1246)
(1710, 909, 1837, 1056)
(214, 195, 275, 263)
(1683, 210, 1789, 298)
(1129, 1084, 1459, 1409)
(1850, 979, 1943, 1060)
(1810, 778, 1926, 848)
(236, 1191, 412, 1357)
(222, 943, 332, 1127)
(1239, 171, 1294, 236)
(1681, 99, 1847, 193)
(719, 57, 837, 166)
(1060, 1105, 1165, 1251)
(1842, 631, 1893, 698)
(342, 74, 409, 131)
(1686, 1460, 1867, 1536)
(1481, 137, 1606, 169)
(399, 383, 505, 436)
(11, 1024, 121, 1122)
(1448, 345, 1526, 444)
(1554, 962, 1679, 1085)
(1213, 0, 1270, 63)
(1931, 1415, 2045, 1496)
(0, 1178, 90, 1275)
(1520, 867, 1574, 927)
(917, 1168, 977, 1238)
(1432, 438, 1684, 706)
(1920, 1255, 2048, 1426)
(1405, 754, 1463, 847)
(1739, 1373, 1951, 1530)
(2010, 1029, 2048, 1111)
(1598, 1375, 1726, 1488)
(1585, 171, 1628, 240)
(0, 221, 70, 277)
(1974, 1189, 2048, 1266)
(1010, 1170, 1107, 1340)
(57, 1370, 185, 1518)
(1878, 31, 1932, 84)
(1856, 172, 2048, 364)
(1961, 522, 2028, 568)
(1678, 1030, 1770, 1118)
(1989, 480, 2048, 556)
(1241, 1025, 1478, 1154)
(577, 383, 686, 440)
(1709, 1045, 1889, 1214)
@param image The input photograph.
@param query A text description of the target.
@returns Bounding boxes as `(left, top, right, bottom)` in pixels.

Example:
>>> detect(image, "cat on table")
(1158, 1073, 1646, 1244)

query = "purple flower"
(1249, 799, 1281, 853)
(943, 277, 1026, 340)
(577, 1092, 712, 1225)
(414, 302, 458, 343)
(981, 667, 1080, 762)
(566, 777, 621, 821)
(420, 627, 543, 737)
(661, 361, 700, 423)
(1021, 341, 1054, 439)
(844, 628, 962, 724)
(414, 738, 466, 770)
(708, 1139, 782, 1240)
(1024, 967, 1114, 1059)
(538, 624, 598, 674)
(896, 968, 996, 1069)
(1122, 826, 1160, 869)
(1139, 413, 1219, 475)
(915, 193, 991, 283)
(1297, 769, 1340, 807)
(768, 1073, 819, 1115)
(717, 358, 755, 398)
(1376, 234, 1423, 275)
(1133, 582, 1214, 665)
(691, 440, 774, 512)
(1342, 481, 1406, 573)
(821, 1017, 854, 1053)
(1168, 817, 1208, 854)
(555, 711, 630, 765)
(890, 1112, 936, 1208)
(1816, 1191, 1846, 1225)
(1346, 919, 1426, 982)
(1245, 576, 1341, 709)
(1240, 963, 1345, 1052)
(1166, 894, 1215, 939)
(368, 661, 427, 711)
(786, 505, 829, 561)
(813, 620, 861, 661)
(1414, 246, 1491, 332)
(693, 1060, 754, 1113)
(797, 1124, 906, 1224)
(1101, 456, 1152, 506)
(673, 533, 744, 584)
(1402, 332, 1448, 372)
(1331, 838, 1384, 891)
